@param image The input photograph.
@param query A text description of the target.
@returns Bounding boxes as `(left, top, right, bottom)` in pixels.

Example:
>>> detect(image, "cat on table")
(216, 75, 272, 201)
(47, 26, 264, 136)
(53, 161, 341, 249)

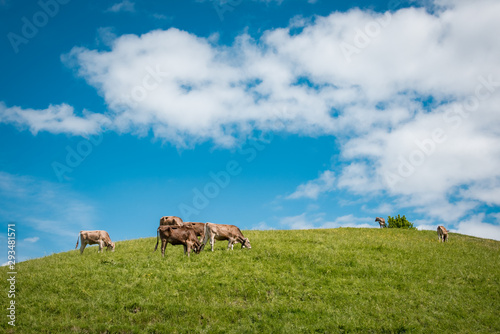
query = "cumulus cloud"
(59, 0, 500, 142)
(62, 27, 341, 147)
(287, 170, 335, 199)
(13, 0, 494, 150)
(319, 214, 375, 229)
(268, 0, 500, 226)
(106, 0, 135, 13)
(279, 213, 316, 229)
(279, 212, 375, 229)
(0, 102, 109, 136)
(452, 214, 500, 241)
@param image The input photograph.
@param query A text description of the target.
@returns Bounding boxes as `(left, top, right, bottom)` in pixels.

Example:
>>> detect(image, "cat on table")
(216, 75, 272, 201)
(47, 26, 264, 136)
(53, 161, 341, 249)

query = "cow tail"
(201, 223, 210, 251)
(75, 233, 80, 249)
(154, 227, 160, 252)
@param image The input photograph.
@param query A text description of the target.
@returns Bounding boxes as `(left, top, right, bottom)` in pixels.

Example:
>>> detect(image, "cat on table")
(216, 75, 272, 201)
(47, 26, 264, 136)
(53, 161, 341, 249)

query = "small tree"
(387, 214, 415, 229)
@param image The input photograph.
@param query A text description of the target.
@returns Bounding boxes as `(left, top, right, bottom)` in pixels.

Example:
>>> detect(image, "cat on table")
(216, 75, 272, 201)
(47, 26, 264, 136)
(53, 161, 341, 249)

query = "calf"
(437, 225, 448, 242)
(154, 225, 201, 257)
(375, 217, 386, 228)
(76, 230, 115, 254)
(202, 223, 251, 251)
(159, 215, 184, 227)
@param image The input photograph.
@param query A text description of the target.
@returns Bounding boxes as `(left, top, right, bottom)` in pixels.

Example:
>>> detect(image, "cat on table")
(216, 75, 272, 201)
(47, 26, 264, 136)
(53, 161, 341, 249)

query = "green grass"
(2, 228, 500, 333)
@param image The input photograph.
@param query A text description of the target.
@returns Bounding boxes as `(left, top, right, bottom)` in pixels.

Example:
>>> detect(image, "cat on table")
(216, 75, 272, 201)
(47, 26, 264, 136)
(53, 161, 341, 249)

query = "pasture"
(2, 228, 499, 333)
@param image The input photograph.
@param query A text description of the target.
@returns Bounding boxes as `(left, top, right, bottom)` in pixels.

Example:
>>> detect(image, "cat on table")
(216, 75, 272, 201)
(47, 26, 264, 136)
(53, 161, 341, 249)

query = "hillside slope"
(2, 228, 500, 333)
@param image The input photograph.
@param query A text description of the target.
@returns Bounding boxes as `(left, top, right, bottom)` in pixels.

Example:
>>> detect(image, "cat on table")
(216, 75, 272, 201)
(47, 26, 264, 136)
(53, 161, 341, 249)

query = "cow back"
(184, 222, 205, 237)
(159, 216, 184, 227)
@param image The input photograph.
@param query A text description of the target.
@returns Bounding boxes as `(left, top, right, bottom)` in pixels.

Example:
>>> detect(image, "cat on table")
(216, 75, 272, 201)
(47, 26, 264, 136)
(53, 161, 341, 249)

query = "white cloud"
(362, 203, 393, 215)
(416, 224, 438, 231)
(58, 0, 500, 149)
(337, 163, 381, 195)
(279, 213, 316, 229)
(287, 170, 335, 199)
(106, 0, 135, 13)
(251, 221, 276, 230)
(96, 27, 118, 47)
(319, 214, 376, 229)
(279, 212, 376, 229)
(23, 237, 40, 243)
(0, 102, 108, 136)
(459, 179, 500, 206)
(452, 214, 500, 241)
(8, 0, 494, 150)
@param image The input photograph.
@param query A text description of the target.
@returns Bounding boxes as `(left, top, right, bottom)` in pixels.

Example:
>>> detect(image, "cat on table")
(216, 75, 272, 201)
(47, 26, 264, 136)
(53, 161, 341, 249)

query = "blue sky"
(1, 0, 500, 263)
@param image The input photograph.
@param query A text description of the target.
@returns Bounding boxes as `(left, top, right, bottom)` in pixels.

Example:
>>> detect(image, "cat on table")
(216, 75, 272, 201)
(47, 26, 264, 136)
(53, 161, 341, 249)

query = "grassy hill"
(2, 228, 500, 333)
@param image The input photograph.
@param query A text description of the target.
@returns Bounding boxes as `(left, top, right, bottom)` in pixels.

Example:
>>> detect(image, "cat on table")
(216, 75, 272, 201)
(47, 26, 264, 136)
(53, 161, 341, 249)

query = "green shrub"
(387, 214, 415, 229)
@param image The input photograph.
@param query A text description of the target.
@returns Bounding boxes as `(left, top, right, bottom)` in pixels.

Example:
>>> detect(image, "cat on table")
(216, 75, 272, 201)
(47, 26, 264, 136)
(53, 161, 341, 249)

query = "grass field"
(2, 228, 500, 333)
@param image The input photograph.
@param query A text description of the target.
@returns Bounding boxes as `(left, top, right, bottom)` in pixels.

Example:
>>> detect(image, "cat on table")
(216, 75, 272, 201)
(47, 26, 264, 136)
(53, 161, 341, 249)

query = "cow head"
(241, 238, 251, 249)
(107, 242, 115, 252)
(193, 241, 202, 254)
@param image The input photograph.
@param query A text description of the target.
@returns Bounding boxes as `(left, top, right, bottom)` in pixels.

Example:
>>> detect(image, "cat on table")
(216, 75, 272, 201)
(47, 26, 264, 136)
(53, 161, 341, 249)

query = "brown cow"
(437, 225, 448, 242)
(184, 222, 205, 241)
(375, 217, 386, 228)
(159, 216, 184, 227)
(76, 230, 115, 254)
(202, 222, 251, 251)
(154, 225, 201, 257)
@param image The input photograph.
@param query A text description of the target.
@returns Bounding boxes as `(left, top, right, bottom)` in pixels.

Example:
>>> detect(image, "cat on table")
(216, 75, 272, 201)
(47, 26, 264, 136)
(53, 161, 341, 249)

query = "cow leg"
(80, 242, 86, 254)
(98, 240, 104, 253)
(186, 243, 191, 257)
(161, 239, 167, 257)
(210, 235, 215, 252)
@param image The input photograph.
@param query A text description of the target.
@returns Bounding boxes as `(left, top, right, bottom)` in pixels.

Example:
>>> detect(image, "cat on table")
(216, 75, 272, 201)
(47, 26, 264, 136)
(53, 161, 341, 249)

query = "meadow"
(1, 228, 499, 333)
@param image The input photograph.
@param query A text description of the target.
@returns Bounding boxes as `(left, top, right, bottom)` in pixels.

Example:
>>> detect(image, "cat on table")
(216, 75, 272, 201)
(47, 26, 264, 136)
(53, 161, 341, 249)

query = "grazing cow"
(375, 217, 386, 228)
(154, 225, 201, 257)
(159, 215, 184, 227)
(183, 222, 205, 241)
(76, 230, 115, 254)
(202, 223, 251, 251)
(437, 225, 448, 242)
